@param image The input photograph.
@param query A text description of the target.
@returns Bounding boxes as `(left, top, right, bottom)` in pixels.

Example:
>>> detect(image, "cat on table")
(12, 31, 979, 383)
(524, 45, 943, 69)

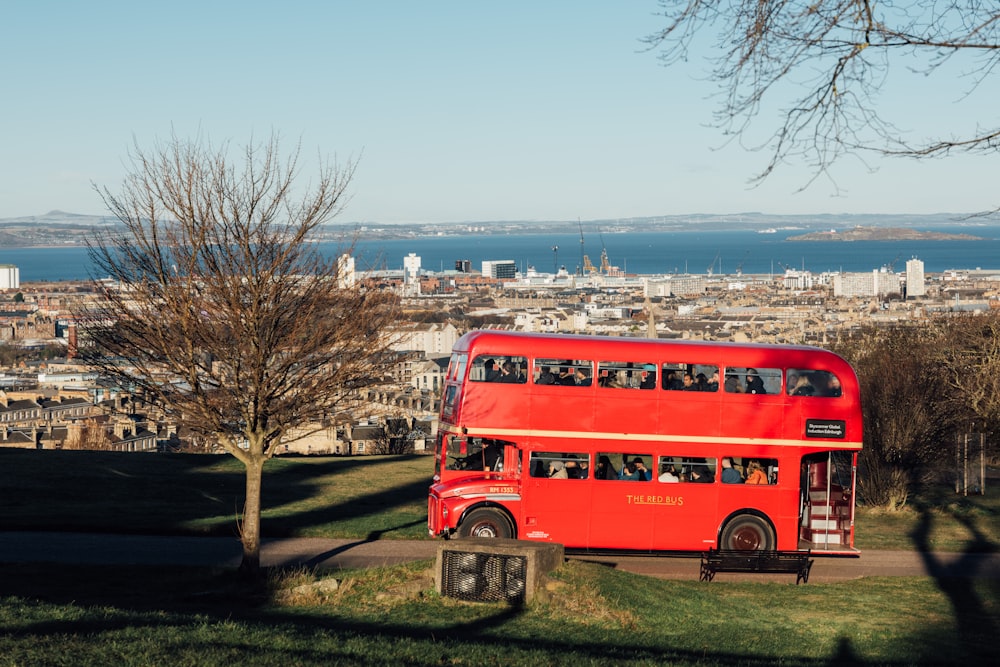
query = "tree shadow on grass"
(908, 493, 999, 659)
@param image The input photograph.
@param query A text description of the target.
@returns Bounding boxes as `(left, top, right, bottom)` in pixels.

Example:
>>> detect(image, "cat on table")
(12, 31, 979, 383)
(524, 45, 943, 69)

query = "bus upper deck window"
(787, 369, 842, 397)
(535, 359, 592, 386)
(597, 361, 657, 389)
(726, 367, 781, 394)
(471, 355, 528, 383)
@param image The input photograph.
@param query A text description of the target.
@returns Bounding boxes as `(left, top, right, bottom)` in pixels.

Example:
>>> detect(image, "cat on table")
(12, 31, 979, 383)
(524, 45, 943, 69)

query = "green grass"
(0, 559, 997, 665)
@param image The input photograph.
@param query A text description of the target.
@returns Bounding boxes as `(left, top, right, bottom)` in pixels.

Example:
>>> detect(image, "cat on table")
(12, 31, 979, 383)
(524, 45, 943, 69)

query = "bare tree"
(645, 2, 1000, 197)
(831, 325, 962, 508)
(933, 311, 1000, 436)
(80, 134, 400, 574)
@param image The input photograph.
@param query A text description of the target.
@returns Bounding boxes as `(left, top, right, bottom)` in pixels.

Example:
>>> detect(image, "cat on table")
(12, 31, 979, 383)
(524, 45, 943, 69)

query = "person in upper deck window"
(823, 374, 842, 397)
(497, 360, 520, 383)
(536, 366, 555, 385)
(745, 368, 767, 394)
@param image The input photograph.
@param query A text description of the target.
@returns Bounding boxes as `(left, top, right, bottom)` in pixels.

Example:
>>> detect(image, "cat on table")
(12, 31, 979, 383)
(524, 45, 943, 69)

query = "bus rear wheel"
(458, 508, 514, 539)
(720, 514, 775, 551)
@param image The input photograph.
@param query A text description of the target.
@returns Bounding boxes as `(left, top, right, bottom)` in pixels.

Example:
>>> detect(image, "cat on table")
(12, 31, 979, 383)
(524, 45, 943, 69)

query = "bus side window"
(727, 367, 781, 394)
(534, 359, 592, 386)
(592, 453, 652, 480)
(787, 369, 842, 397)
(530, 452, 589, 479)
(739, 457, 778, 485)
(597, 362, 656, 389)
(470, 355, 528, 383)
(660, 457, 717, 483)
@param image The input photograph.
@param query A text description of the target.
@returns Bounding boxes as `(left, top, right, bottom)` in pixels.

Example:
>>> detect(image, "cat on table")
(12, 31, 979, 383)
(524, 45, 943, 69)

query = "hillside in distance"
(786, 226, 985, 242)
(0, 210, 988, 247)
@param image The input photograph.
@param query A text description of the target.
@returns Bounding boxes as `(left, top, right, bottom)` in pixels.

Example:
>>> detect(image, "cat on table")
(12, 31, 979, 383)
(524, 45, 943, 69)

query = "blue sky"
(2, 1, 996, 223)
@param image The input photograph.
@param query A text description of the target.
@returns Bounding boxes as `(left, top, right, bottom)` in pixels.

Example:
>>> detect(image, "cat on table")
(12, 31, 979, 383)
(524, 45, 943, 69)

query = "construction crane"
(598, 228, 611, 274)
(552, 245, 559, 273)
(707, 251, 721, 276)
(735, 250, 750, 277)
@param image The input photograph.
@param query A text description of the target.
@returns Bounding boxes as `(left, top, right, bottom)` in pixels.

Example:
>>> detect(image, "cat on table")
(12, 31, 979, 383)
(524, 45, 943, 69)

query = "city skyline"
(2, 2, 997, 224)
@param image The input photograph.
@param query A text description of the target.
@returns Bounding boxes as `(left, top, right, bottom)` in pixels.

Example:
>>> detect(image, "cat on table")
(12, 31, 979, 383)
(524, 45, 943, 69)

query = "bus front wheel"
(720, 514, 775, 551)
(457, 508, 514, 539)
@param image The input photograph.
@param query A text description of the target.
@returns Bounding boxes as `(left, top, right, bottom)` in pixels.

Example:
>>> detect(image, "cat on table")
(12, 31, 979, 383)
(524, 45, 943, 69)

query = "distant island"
(786, 226, 984, 242)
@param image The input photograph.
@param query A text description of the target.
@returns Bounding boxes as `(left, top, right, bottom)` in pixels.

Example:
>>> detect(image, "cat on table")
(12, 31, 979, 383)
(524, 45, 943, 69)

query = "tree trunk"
(240, 456, 265, 576)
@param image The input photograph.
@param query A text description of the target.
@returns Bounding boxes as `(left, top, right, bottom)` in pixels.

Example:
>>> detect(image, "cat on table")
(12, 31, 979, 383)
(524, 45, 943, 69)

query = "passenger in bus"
(690, 465, 714, 483)
(744, 460, 769, 485)
(682, 373, 700, 391)
(564, 455, 587, 479)
(574, 368, 592, 386)
(498, 360, 520, 383)
(695, 372, 709, 390)
(639, 369, 657, 389)
(705, 370, 720, 392)
(536, 366, 556, 385)
(547, 460, 568, 479)
(724, 373, 744, 393)
(720, 457, 743, 483)
(620, 457, 651, 481)
(658, 463, 680, 482)
(663, 371, 683, 390)
(595, 455, 618, 479)
(484, 359, 500, 382)
(789, 373, 815, 396)
(557, 367, 576, 385)
(745, 368, 767, 394)
(822, 374, 842, 397)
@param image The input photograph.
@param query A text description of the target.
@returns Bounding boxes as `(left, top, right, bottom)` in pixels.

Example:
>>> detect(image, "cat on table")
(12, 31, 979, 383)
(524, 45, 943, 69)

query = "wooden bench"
(700, 549, 813, 584)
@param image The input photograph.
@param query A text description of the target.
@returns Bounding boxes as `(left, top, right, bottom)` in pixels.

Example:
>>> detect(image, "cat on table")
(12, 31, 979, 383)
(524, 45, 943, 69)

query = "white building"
(337, 254, 356, 288)
(0, 265, 19, 290)
(832, 270, 902, 297)
(403, 253, 421, 296)
(905, 258, 926, 297)
(388, 322, 459, 356)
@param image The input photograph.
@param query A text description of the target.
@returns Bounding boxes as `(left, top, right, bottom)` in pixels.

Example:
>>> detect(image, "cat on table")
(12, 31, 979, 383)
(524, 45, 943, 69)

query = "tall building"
(905, 258, 926, 297)
(0, 264, 19, 290)
(403, 253, 422, 296)
(337, 254, 356, 288)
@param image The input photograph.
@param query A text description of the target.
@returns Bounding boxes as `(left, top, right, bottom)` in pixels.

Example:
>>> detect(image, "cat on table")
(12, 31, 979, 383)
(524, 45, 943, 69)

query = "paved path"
(1, 532, 998, 581)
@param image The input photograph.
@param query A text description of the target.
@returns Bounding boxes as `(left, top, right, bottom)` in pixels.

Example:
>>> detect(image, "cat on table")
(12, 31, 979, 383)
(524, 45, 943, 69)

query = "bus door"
(521, 450, 593, 547)
(799, 452, 858, 551)
(586, 451, 656, 551)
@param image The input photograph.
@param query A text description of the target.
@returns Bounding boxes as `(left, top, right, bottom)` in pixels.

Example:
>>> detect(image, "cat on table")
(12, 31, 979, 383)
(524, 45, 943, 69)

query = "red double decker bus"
(428, 331, 861, 554)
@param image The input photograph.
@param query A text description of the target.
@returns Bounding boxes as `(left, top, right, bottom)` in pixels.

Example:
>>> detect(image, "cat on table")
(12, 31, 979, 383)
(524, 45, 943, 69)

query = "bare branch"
(645, 1, 1000, 195)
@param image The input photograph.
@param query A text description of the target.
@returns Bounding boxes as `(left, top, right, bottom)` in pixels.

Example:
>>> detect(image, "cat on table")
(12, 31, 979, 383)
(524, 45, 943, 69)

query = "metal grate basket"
(440, 550, 527, 603)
